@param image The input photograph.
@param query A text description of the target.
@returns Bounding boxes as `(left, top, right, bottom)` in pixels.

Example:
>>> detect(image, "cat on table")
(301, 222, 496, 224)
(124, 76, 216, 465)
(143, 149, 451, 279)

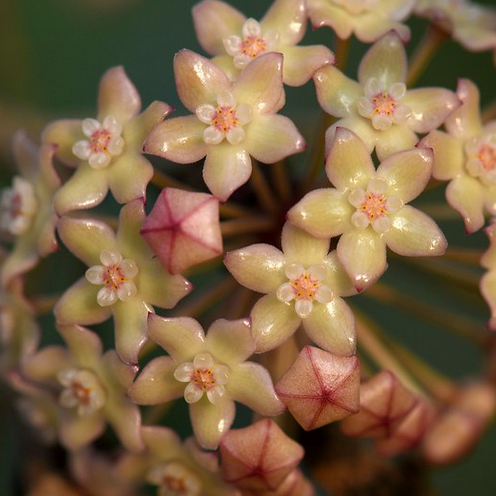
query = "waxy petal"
(228, 362, 285, 416)
(129, 355, 184, 404)
(445, 79, 483, 139)
(377, 147, 433, 203)
(262, 0, 306, 45)
(244, 114, 306, 164)
(446, 175, 486, 233)
(206, 318, 254, 366)
(174, 50, 231, 112)
(314, 65, 362, 118)
(287, 187, 353, 239)
(189, 396, 236, 450)
(147, 314, 205, 363)
(233, 53, 284, 114)
(97, 66, 140, 124)
(57, 216, 116, 267)
(356, 17, 410, 44)
(280, 44, 335, 87)
(58, 324, 103, 369)
(144, 116, 207, 163)
(373, 122, 419, 161)
(193, 0, 246, 55)
(326, 128, 375, 190)
(203, 144, 252, 201)
(358, 32, 407, 88)
(303, 297, 356, 356)
(53, 165, 109, 216)
(419, 130, 464, 180)
(59, 410, 106, 451)
(41, 119, 83, 167)
(250, 294, 301, 353)
(224, 244, 286, 294)
(403, 88, 460, 134)
(281, 222, 330, 265)
(384, 205, 447, 257)
(337, 229, 387, 290)
(54, 279, 112, 325)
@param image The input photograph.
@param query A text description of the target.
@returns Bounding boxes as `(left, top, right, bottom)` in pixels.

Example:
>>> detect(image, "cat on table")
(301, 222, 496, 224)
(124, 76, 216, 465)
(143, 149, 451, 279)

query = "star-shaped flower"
(288, 127, 447, 289)
(306, 0, 416, 42)
(54, 199, 192, 365)
(415, 0, 496, 62)
(20, 324, 144, 452)
(0, 132, 60, 286)
(314, 31, 459, 161)
(129, 314, 285, 450)
(420, 78, 496, 233)
(192, 0, 335, 86)
(42, 66, 172, 215)
(144, 50, 305, 201)
(224, 221, 357, 355)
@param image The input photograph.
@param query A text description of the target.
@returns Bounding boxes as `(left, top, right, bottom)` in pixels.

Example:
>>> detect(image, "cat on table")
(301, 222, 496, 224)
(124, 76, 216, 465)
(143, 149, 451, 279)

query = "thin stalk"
(250, 161, 280, 215)
(407, 24, 448, 87)
(151, 169, 193, 191)
(482, 98, 496, 123)
(270, 159, 292, 205)
(334, 36, 352, 72)
(169, 275, 238, 319)
(220, 216, 274, 237)
(365, 281, 487, 346)
(442, 247, 483, 266)
(355, 313, 423, 396)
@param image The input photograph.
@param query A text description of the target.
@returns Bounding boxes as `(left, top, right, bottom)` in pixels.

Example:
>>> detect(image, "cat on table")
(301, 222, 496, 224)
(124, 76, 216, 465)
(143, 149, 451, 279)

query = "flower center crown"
(72, 115, 125, 169)
(357, 78, 412, 131)
(349, 177, 403, 234)
(0, 176, 38, 235)
(85, 249, 139, 307)
(57, 368, 106, 416)
(223, 18, 279, 69)
(465, 132, 496, 184)
(147, 462, 201, 496)
(174, 353, 230, 405)
(196, 90, 252, 146)
(276, 263, 334, 318)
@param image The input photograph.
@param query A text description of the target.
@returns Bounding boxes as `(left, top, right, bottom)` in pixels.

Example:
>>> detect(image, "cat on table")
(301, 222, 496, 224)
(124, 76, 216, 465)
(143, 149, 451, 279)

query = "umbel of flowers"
(1, 0, 495, 494)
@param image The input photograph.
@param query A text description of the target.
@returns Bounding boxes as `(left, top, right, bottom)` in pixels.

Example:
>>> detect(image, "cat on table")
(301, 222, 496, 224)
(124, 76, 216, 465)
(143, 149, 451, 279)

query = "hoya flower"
(54, 199, 192, 365)
(306, 0, 416, 42)
(0, 132, 60, 286)
(192, 0, 334, 86)
(20, 324, 144, 452)
(314, 32, 459, 161)
(129, 315, 285, 450)
(42, 66, 172, 215)
(141, 426, 236, 496)
(415, 0, 496, 61)
(144, 50, 305, 201)
(420, 79, 496, 233)
(140, 188, 223, 275)
(288, 128, 447, 289)
(225, 222, 356, 354)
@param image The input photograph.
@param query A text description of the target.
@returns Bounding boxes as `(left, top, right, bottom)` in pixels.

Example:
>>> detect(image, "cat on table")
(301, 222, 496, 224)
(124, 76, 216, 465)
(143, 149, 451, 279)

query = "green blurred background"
(1, 0, 496, 494)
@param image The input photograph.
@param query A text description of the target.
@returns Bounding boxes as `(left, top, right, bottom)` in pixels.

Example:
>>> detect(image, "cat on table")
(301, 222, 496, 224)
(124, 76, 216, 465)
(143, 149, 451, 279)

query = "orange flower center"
(477, 144, 496, 171)
(290, 272, 321, 301)
(359, 192, 388, 220)
(241, 35, 267, 58)
(212, 106, 240, 132)
(89, 128, 113, 154)
(371, 92, 397, 116)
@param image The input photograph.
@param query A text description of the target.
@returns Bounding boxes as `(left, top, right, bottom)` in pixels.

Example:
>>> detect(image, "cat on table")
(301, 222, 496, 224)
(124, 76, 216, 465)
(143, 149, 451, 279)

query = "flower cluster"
(1, 0, 496, 495)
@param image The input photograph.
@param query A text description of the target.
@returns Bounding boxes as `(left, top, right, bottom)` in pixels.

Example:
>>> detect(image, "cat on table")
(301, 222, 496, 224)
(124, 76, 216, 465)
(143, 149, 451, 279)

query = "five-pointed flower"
(0, 132, 60, 287)
(129, 314, 285, 450)
(288, 127, 447, 289)
(192, 0, 335, 86)
(420, 78, 496, 233)
(42, 66, 172, 215)
(306, 0, 416, 43)
(144, 50, 305, 201)
(224, 221, 357, 355)
(415, 0, 496, 62)
(313, 31, 459, 161)
(54, 199, 192, 365)
(20, 324, 143, 452)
